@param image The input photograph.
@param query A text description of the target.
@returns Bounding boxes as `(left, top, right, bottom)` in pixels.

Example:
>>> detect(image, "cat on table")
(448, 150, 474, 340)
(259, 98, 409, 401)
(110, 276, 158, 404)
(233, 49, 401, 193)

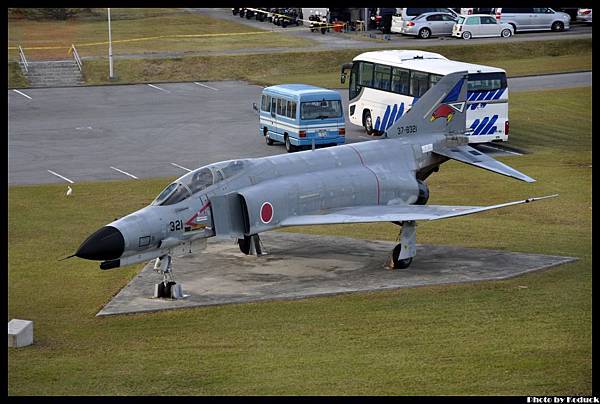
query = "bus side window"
(358, 61, 374, 88)
(373, 64, 391, 92)
(429, 74, 443, 88)
(410, 71, 429, 97)
(290, 101, 297, 119)
(261, 94, 271, 112)
(276, 98, 282, 115)
(271, 97, 276, 114)
(286, 100, 294, 118)
(391, 67, 410, 95)
(281, 99, 287, 117)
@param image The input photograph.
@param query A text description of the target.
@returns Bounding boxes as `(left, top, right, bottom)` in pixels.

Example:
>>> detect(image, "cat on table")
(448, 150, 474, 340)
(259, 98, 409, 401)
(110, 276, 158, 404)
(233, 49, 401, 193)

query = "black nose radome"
(76, 226, 125, 261)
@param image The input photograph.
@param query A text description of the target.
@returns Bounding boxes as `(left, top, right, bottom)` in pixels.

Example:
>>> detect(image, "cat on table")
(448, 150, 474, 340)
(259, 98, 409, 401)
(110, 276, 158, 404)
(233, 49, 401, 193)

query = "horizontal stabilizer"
(434, 144, 536, 182)
(279, 195, 558, 226)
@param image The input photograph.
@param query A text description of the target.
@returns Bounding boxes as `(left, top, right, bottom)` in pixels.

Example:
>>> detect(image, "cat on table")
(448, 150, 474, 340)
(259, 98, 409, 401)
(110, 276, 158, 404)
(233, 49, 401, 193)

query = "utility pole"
(108, 8, 114, 79)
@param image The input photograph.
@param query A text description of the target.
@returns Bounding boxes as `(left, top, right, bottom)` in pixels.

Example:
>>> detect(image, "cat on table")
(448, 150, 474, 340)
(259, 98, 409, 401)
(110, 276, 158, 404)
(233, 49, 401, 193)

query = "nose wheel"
(153, 254, 183, 299)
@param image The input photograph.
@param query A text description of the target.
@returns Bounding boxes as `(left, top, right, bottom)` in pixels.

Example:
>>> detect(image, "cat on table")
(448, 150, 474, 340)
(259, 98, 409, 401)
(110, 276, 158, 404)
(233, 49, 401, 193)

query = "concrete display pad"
(97, 232, 576, 316)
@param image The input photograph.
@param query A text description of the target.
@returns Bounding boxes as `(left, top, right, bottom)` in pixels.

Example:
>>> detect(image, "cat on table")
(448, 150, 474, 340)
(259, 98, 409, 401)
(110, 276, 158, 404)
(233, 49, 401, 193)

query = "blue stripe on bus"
(481, 115, 498, 135)
(475, 92, 488, 101)
(470, 119, 480, 132)
(380, 105, 391, 131)
(493, 89, 504, 100)
(484, 90, 496, 100)
(474, 117, 490, 135)
(396, 102, 404, 122)
(387, 104, 397, 130)
(374, 116, 381, 131)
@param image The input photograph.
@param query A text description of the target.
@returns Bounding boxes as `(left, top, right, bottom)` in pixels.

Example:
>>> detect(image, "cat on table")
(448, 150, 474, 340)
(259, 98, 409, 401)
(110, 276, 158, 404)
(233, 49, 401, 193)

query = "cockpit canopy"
(152, 159, 249, 206)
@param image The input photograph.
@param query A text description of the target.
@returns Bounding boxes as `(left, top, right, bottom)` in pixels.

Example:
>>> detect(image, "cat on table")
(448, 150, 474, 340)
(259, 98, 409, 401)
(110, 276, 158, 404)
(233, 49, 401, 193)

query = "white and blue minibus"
(259, 84, 346, 152)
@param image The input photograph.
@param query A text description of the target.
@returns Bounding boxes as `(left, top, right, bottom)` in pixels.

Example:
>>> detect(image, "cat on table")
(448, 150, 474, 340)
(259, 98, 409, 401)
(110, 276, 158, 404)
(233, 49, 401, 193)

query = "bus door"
(260, 94, 274, 137)
(266, 96, 278, 139)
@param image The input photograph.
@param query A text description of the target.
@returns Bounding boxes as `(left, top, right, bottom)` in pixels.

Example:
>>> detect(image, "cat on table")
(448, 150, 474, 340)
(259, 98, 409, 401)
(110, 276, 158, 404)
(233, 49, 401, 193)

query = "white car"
(577, 8, 592, 23)
(452, 14, 514, 39)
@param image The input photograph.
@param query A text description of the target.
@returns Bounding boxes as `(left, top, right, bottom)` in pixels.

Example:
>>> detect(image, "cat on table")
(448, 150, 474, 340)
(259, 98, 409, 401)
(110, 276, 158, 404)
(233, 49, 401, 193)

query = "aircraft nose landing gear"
(386, 221, 417, 270)
(153, 254, 183, 299)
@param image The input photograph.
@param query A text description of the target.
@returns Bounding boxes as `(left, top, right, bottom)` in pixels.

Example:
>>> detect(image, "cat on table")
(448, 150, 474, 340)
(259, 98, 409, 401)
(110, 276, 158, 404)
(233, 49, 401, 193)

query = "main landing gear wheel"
(386, 220, 416, 270)
(392, 244, 413, 269)
(238, 234, 265, 256)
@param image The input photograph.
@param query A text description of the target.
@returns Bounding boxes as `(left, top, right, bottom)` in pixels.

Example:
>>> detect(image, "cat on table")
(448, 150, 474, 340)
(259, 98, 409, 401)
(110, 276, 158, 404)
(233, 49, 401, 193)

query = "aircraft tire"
(238, 236, 251, 255)
(392, 244, 413, 269)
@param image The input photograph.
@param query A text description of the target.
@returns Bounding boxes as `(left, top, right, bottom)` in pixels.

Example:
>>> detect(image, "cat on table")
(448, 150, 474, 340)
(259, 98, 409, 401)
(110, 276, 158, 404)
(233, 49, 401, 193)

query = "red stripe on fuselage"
(185, 201, 211, 226)
(347, 145, 381, 205)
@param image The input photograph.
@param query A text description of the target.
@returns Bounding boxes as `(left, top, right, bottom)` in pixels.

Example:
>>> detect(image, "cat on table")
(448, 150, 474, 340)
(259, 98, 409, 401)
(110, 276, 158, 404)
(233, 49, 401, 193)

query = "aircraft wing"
(433, 144, 536, 183)
(279, 195, 557, 227)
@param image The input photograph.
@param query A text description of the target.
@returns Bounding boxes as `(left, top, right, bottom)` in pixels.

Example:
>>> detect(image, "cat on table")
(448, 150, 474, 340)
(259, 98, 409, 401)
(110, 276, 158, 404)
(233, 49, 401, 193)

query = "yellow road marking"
(8, 31, 274, 50)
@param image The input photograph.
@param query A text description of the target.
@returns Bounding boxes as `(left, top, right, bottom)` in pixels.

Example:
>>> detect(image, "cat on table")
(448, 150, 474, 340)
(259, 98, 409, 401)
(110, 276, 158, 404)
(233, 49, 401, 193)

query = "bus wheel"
(363, 110, 375, 135)
(264, 128, 274, 145)
(285, 135, 296, 152)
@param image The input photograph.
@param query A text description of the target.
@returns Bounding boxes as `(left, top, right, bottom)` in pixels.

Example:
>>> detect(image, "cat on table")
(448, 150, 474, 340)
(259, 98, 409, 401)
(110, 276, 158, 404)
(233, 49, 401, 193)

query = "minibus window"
(301, 100, 343, 120)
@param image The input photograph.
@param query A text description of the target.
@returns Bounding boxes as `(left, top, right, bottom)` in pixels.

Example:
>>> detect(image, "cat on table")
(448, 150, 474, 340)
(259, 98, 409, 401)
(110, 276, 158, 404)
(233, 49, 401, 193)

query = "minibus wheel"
(285, 135, 297, 152)
(264, 128, 274, 145)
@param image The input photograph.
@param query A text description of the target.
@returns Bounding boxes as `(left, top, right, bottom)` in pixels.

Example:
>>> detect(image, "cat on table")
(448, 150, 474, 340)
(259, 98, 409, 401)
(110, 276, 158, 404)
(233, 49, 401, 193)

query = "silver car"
(452, 14, 514, 39)
(493, 8, 570, 32)
(400, 12, 458, 38)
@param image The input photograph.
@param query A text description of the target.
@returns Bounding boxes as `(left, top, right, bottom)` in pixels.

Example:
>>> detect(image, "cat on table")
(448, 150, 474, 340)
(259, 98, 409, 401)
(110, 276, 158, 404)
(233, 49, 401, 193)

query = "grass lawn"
(8, 8, 315, 61)
(7, 86, 591, 395)
(77, 38, 591, 88)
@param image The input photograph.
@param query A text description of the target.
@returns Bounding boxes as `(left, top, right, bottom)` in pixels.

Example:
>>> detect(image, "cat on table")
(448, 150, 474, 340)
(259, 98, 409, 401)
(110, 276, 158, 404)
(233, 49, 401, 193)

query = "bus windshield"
(301, 100, 342, 120)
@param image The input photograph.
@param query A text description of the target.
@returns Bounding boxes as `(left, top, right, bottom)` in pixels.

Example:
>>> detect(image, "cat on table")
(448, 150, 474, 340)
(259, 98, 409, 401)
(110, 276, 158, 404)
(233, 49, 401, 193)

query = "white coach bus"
(340, 50, 509, 143)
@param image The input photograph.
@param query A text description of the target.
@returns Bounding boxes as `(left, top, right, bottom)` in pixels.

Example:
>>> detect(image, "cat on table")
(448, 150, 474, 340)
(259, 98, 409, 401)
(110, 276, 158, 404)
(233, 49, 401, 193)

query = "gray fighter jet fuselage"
(75, 71, 555, 271)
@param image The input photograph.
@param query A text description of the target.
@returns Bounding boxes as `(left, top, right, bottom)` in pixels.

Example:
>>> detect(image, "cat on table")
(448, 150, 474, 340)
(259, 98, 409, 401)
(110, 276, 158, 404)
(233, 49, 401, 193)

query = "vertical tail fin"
(385, 71, 469, 138)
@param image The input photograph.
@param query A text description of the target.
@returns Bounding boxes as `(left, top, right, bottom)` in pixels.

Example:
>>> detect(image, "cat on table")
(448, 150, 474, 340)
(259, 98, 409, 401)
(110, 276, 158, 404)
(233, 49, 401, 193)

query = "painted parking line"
(47, 170, 74, 183)
(478, 144, 523, 156)
(193, 82, 219, 91)
(13, 89, 32, 100)
(147, 84, 170, 93)
(170, 162, 192, 172)
(110, 166, 139, 179)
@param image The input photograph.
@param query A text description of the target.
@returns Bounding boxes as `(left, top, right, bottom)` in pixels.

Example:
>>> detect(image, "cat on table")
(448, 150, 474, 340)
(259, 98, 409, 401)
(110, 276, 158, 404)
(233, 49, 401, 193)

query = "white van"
(493, 8, 570, 32)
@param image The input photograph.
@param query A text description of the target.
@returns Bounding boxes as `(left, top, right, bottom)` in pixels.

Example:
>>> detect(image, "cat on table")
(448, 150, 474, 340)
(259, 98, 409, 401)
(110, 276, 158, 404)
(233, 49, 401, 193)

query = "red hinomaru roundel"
(260, 202, 273, 224)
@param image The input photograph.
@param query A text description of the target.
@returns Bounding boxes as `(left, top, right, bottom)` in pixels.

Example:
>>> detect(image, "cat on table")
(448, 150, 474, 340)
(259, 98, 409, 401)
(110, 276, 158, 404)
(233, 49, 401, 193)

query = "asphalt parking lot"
(8, 71, 591, 185)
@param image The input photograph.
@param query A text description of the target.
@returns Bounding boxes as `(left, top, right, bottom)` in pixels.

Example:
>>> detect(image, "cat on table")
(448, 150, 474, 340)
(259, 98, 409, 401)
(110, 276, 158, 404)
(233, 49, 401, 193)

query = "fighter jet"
(74, 71, 556, 278)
